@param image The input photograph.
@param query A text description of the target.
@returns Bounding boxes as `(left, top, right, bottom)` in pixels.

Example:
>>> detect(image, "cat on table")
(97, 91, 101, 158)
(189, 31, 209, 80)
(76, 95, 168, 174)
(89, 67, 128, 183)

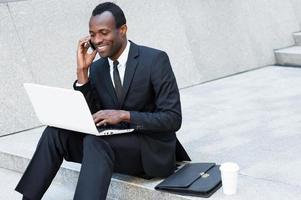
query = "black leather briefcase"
(155, 163, 222, 198)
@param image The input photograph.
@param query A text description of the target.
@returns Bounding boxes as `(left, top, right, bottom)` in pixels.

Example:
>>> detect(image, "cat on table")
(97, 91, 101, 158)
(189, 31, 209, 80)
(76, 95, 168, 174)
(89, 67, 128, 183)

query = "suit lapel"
(101, 59, 119, 106)
(121, 42, 139, 107)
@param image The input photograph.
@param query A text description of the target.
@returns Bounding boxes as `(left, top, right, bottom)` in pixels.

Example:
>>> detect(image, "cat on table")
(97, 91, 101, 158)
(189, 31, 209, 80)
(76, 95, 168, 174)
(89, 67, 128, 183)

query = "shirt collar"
(108, 40, 130, 68)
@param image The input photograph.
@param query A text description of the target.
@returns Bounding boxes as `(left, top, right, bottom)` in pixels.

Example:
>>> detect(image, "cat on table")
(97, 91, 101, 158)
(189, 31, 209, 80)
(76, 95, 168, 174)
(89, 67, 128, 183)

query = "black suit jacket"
(74, 41, 190, 177)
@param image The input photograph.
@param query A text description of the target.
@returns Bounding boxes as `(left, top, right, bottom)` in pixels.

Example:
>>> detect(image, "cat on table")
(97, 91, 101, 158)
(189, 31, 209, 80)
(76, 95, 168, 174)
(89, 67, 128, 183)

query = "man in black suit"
(16, 2, 190, 200)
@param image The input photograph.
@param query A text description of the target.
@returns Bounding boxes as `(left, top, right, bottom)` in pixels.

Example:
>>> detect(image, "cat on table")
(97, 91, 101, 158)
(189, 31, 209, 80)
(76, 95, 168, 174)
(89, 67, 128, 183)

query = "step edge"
(0, 151, 193, 200)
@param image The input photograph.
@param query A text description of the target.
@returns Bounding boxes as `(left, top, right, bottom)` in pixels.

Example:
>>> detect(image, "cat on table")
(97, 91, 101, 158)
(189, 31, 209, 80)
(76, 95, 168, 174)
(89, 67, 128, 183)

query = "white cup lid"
(220, 162, 239, 172)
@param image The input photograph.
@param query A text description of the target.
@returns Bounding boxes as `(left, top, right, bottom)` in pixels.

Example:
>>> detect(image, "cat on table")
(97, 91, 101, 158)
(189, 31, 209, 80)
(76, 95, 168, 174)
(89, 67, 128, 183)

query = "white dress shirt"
(108, 41, 130, 87)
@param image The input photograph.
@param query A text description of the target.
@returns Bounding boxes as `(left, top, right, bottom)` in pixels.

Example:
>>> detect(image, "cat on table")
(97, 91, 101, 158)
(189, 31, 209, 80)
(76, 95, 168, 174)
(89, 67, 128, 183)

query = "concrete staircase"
(2, 66, 301, 200)
(0, 167, 75, 200)
(0, 127, 194, 200)
(275, 32, 301, 66)
(2, 27, 301, 198)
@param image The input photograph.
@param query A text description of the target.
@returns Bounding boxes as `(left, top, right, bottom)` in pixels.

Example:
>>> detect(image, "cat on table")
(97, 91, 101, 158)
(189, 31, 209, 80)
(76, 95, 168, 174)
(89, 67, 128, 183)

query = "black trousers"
(15, 126, 144, 200)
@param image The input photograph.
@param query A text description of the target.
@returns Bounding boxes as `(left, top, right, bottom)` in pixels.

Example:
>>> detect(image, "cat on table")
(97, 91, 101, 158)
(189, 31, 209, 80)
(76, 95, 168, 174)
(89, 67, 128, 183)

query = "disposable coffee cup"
(219, 162, 239, 195)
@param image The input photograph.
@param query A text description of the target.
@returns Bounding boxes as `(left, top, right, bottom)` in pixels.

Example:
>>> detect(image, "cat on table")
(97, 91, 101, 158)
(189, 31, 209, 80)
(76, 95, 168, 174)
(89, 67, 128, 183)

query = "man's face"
(89, 11, 125, 60)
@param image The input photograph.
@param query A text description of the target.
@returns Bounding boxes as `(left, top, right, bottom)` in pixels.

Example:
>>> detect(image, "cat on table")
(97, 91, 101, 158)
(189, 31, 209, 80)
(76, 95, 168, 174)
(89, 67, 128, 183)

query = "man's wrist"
(77, 68, 89, 84)
(121, 110, 130, 122)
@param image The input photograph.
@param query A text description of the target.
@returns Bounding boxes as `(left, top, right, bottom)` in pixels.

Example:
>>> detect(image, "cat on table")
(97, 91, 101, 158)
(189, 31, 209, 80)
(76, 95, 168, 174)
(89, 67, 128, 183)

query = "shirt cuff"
(76, 82, 84, 87)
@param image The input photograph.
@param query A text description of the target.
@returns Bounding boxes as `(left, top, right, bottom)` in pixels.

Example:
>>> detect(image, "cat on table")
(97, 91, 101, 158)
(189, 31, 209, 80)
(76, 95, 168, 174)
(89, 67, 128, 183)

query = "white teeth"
(97, 46, 106, 51)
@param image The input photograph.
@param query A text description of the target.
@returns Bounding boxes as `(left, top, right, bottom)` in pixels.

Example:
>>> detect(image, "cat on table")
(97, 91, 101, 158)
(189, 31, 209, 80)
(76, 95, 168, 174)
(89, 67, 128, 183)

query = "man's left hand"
(92, 110, 130, 126)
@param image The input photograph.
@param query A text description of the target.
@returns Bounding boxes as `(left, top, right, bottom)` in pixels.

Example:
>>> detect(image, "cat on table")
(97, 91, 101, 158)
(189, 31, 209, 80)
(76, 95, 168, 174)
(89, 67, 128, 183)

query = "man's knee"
(41, 126, 72, 141)
(38, 126, 65, 154)
(83, 135, 115, 161)
(83, 135, 110, 151)
(40, 126, 60, 143)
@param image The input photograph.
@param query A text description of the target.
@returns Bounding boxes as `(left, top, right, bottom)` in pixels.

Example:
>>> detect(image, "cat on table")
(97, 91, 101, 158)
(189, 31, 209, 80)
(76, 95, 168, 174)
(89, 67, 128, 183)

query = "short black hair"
(92, 2, 126, 28)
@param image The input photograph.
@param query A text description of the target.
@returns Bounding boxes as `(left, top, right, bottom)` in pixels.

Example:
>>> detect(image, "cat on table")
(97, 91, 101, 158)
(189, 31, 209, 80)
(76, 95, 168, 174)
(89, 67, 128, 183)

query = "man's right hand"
(76, 36, 97, 84)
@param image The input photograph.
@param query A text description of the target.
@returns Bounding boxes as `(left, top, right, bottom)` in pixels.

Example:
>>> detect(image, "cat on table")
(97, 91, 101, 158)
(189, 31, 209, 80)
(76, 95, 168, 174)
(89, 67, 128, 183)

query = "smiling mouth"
(97, 45, 108, 52)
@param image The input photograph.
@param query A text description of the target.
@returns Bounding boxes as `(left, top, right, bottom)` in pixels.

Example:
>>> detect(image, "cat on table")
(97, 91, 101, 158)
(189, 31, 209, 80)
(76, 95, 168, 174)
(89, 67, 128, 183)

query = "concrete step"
(0, 127, 197, 200)
(293, 32, 301, 45)
(2, 66, 301, 199)
(0, 167, 76, 200)
(274, 46, 301, 66)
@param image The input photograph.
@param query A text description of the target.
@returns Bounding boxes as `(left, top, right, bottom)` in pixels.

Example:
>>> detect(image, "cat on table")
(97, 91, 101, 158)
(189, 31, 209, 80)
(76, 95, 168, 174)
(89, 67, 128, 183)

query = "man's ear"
(119, 24, 127, 36)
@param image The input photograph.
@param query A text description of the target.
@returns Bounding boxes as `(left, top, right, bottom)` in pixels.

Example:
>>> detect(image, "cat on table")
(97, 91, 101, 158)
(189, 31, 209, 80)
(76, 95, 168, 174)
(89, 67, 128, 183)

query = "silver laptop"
(24, 83, 134, 136)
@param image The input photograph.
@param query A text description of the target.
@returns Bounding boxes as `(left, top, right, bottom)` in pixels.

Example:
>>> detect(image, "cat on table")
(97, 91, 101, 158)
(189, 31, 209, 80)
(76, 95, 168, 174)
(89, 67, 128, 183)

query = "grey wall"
(291, 0, 301, 26)
(0, 0, 301, 135)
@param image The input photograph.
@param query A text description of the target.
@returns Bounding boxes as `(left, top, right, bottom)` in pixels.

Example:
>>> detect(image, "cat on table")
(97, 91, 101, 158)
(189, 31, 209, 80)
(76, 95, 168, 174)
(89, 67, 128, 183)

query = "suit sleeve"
(73, 78, 101, 114)
(130, 51, 182, 132)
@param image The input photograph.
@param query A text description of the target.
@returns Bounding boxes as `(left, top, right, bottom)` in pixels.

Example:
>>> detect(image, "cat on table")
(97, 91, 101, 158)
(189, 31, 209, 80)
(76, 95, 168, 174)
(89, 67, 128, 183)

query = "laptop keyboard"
(96, 123, 133, 135)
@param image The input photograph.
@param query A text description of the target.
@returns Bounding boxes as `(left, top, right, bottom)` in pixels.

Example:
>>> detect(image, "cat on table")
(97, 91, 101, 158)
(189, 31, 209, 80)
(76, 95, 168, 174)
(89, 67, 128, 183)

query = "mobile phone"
(89, 40, 96, 50)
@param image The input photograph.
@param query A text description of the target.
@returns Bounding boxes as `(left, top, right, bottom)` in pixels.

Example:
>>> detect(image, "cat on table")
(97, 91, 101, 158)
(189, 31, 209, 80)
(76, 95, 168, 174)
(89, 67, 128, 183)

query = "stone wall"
(0, 0, 300, 135)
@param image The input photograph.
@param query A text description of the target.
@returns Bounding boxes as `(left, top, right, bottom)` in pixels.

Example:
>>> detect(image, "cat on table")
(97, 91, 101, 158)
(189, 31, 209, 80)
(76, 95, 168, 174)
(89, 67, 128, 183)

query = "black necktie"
(113, 60, 123, 104)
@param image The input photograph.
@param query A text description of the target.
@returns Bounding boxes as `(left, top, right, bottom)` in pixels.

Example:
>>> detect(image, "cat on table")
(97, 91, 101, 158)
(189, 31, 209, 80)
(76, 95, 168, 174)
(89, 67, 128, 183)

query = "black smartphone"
(89, 40, 96, 50)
